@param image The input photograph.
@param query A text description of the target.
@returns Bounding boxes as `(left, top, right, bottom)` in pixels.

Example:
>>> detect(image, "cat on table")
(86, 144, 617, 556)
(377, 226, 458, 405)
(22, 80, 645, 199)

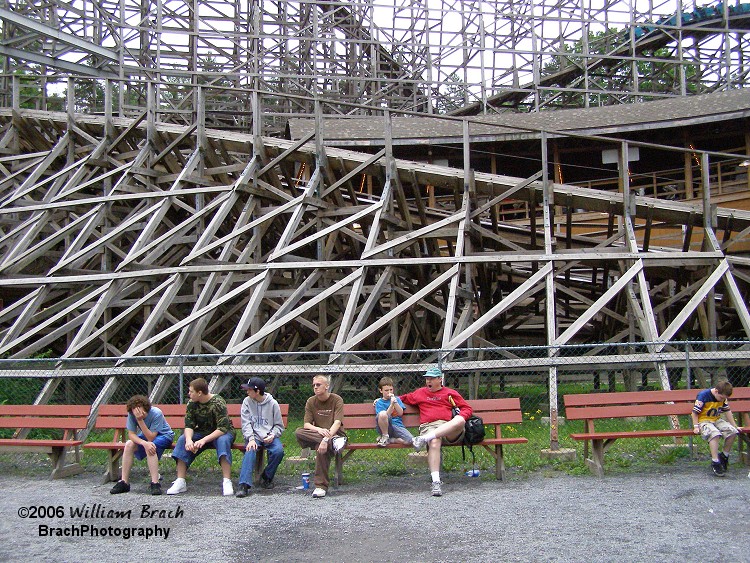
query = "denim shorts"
(134, 433, 174, 461)
(171, 431, 235, 467)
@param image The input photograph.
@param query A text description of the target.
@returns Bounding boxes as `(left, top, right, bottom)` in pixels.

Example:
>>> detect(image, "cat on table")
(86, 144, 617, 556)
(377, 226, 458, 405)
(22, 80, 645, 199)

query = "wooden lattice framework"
(1, 88, 750, 446)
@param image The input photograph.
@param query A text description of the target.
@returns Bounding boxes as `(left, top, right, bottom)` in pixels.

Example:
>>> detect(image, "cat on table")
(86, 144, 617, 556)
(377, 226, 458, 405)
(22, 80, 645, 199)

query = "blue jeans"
(171, 431, 235, 467)
(238, 437, 284, 486)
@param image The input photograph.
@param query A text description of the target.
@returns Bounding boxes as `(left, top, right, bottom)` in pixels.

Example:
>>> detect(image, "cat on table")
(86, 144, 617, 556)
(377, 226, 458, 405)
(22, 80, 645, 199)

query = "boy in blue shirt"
(375, 377, 413, 446)
(110, 395, 174, 495)
(691, 380, 739, 477)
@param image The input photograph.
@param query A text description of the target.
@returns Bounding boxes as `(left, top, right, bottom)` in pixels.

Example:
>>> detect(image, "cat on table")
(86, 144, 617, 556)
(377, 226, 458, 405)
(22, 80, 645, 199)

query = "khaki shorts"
(419, 420, 464, 445)
(699, 419, 739, 441)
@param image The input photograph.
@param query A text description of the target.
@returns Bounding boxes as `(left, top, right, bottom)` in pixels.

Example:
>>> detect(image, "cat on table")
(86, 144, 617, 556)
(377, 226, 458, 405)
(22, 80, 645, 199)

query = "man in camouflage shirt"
(167, 378, 236, 496)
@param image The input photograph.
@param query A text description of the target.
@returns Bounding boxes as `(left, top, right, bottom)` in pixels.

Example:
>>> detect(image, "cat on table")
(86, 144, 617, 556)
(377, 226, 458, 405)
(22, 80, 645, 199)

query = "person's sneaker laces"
(109, 480, 130, 494)
(711, 460, 726, 477)
(150, 482, 162, 496)
(413, 435, 426, 452)
(332, 436, 347, 453)
(260, 474, 274, 490)
(719, 452, 729, 471)
(312, 487, 326, 498)
(431, 481, 443, 497)
(376, 434, 389, 447)
(222, 478, 234, 496)
(166, 478, 187, 495)
(235, 483, 250, 498)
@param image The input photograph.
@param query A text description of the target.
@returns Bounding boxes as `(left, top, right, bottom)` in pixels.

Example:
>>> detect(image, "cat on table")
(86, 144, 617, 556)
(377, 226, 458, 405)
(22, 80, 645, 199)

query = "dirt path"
(1, 464, 748, 562)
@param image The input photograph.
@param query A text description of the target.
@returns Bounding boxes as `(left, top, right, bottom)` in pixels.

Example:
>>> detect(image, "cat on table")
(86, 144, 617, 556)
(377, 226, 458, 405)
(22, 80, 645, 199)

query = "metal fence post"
(686, 342, 694, 457)
(179, 355, 185, 404)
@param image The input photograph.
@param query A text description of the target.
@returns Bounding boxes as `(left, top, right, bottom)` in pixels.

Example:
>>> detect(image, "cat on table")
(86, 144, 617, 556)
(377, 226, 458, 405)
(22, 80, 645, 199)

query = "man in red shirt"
(400, 366, 472, 497)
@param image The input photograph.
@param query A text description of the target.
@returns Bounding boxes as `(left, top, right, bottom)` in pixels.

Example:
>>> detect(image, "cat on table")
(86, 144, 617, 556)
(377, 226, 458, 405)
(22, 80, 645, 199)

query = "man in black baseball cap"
(235, 376, 285, 497)
(240, 377, 266, 394)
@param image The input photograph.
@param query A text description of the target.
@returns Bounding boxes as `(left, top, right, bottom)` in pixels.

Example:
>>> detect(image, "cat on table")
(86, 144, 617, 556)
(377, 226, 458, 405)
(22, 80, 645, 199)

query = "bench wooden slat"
(563, 389, 700, 406)
(0, 439, 85, 448)
(344, 414, 422, 429)
(569, 429, 694, 440)
(0, 405, 91, 417)
(566, 403, 695, 420)
(0, 417, 89, 430)
(482, 437, 530, 445)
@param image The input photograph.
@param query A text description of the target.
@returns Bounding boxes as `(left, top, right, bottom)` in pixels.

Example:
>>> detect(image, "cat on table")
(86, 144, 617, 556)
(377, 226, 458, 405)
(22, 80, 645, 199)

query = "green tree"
(541, 29, 699, 107)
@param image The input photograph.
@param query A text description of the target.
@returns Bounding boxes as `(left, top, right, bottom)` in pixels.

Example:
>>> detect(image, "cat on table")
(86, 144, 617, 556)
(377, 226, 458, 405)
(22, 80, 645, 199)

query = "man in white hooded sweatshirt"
(235, 377, 285, 497)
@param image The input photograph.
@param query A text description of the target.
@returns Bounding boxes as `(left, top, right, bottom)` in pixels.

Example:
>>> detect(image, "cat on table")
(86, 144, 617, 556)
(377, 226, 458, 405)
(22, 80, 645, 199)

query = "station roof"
(287, 88, 750, 147)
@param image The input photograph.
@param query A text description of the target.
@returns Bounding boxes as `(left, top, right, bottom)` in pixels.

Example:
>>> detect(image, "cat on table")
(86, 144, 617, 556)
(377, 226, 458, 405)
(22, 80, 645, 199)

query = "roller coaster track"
(452, 2, 750, 116)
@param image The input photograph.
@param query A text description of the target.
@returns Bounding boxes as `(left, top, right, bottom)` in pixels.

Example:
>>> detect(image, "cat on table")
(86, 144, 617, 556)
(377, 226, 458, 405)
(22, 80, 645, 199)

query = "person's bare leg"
(722, 433, 736, 455)
(145, 449, 160, 482)
(377, 411, 390, 435)
(120, 440, 135, 483)
(176, 458, 187, 479)
(220, 456, 231, 479)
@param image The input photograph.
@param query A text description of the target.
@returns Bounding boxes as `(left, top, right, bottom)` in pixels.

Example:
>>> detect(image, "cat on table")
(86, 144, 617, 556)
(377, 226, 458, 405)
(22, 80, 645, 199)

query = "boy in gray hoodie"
(236, 377, 285, 497)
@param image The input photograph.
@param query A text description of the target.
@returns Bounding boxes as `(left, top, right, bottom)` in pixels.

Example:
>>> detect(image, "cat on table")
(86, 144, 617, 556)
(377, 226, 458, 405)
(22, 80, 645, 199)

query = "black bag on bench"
(462, 414, 485, 463)
(463, 415, 485, 447)
(449, 396, 485, 465)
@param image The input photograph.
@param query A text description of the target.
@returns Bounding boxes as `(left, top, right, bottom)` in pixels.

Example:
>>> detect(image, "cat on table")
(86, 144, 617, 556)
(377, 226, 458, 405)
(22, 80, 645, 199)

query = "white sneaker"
(222, 478, 234, 496)
(431, 480, 443, 497)
(312, 487, 326, 498)
(413, 435, 426, 452)
(332, 436, 347, 453)
(166, 478, 187, 495)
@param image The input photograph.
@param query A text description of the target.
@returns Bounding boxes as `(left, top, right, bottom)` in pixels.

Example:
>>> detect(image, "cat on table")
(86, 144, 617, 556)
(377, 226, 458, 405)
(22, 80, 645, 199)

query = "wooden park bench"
(563, 387, 750, 477)
(334, 397, 528, 484)
(85, 402, 289, 483)
(0, 404, 90, 478)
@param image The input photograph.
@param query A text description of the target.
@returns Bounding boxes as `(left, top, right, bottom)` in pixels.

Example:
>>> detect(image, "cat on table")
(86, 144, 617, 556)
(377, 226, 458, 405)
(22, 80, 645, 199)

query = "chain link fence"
(2, 341, 749, 480)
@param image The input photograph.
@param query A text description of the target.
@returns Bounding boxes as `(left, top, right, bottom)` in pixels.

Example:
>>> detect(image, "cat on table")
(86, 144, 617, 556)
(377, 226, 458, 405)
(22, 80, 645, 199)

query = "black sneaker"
(235, 483, 250, 498)
(150, 482, 162, 495)
(110, 480, 130, 494)
(711, 460, 726, 477)
(718, 452, 729, 471)
(260, 474, 274, 490)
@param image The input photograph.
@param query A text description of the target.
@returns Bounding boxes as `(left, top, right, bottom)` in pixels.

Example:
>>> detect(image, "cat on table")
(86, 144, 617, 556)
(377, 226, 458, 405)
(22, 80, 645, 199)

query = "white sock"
(431, 471, 440, 483)
(223, 477, 232, 483)
(423, 432, 436, 442)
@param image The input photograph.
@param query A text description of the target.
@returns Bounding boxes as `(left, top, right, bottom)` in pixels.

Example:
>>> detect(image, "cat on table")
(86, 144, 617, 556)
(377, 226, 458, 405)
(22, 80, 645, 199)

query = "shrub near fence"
(1, 341, 749, 478)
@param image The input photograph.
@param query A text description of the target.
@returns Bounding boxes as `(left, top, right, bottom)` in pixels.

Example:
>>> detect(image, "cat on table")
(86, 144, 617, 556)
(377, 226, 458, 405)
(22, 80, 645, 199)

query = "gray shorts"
(377, 421, 414, 444)
(699, 419, 739, 441)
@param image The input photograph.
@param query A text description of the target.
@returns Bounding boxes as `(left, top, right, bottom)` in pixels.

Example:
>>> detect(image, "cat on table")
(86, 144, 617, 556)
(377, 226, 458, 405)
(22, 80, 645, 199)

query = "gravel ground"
(1, 463, 749, 563)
